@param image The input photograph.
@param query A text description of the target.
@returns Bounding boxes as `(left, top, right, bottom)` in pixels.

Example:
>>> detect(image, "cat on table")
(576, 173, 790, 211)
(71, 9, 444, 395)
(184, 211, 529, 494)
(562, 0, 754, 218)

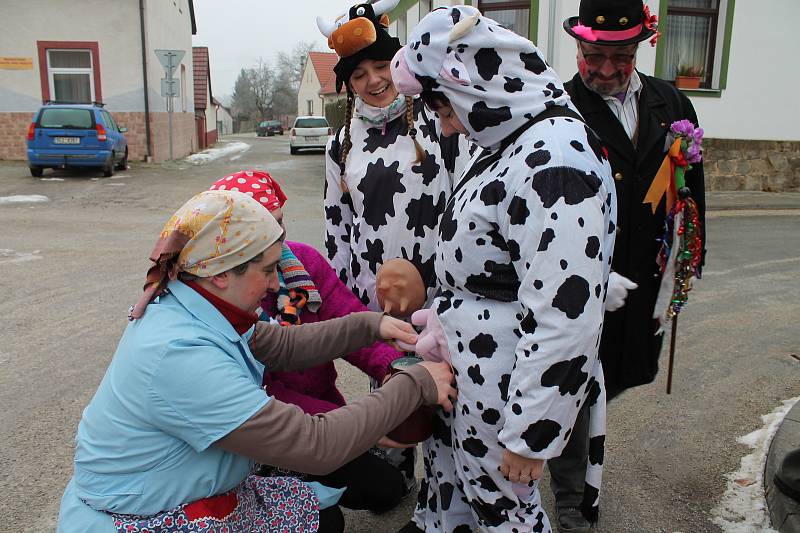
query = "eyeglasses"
(581, 52, 636, 68)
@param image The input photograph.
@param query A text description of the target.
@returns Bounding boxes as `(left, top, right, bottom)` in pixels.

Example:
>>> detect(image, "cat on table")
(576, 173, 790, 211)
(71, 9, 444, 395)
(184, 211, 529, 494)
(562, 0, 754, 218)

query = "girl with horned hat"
(317, 0, 472, 495)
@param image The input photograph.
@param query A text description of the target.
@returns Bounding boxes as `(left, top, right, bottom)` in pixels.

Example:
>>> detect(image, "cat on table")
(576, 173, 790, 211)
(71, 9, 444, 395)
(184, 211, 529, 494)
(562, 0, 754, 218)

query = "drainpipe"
(547, 0, 557, 65)
(139, 0, 153, 162)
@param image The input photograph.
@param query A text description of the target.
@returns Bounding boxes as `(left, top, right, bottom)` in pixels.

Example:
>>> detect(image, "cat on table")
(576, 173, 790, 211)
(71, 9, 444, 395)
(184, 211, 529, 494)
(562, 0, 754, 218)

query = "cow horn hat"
(564, 0, 660, 47)
(317, 0, 402, 93)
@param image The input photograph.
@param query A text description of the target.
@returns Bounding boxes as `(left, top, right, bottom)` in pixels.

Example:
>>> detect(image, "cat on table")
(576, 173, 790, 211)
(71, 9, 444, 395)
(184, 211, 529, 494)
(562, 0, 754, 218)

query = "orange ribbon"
(643, 138, 682, 214)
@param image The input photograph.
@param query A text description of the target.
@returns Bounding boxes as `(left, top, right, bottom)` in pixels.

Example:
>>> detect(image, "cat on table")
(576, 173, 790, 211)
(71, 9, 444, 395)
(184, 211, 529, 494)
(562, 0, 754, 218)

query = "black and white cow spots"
(531, 167, 602, 208)
(469, 333, 498, 358)
(363, 120, 406, 153)
(507, 195, 530, 225)
(468, 101, 512, 132)
(503, 76, 524, 93)
(589, 435, 605, 466)
(521, 419, 562, 452)
(552, 275, 591, 319)
(412, 152, 443, 186)
(480, 179, 507, 206)
(359, 239, 384, 274)
(475, 48, 503, 81)
(467, 364, 485, 385)
(358, 159, 406, 230)
(537, 228, 556, 251)
(463, 436, 489, 458)
(585, 236, 601, 259)
(520, 51, 547, 74)
(541, 355, 589, 395)
(481, 408, 501, 425)
(526, 149, 552, 170)
(406, 192, 446, 237)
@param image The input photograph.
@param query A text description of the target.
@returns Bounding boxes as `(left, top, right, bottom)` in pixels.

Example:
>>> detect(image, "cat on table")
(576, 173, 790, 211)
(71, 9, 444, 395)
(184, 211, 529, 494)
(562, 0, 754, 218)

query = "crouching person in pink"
(210, 170, 410, 513)
(56, 189, 457, 533)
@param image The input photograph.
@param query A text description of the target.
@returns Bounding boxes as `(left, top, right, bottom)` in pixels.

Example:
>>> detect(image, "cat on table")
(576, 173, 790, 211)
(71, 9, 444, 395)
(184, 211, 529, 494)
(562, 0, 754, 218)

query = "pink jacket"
(261, 241, 401, 414)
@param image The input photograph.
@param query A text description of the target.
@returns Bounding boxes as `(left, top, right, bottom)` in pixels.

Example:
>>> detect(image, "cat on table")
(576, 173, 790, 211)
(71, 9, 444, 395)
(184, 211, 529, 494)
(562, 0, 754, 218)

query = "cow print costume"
(324, 95, 470, 311)
(392, 6, 617, 532)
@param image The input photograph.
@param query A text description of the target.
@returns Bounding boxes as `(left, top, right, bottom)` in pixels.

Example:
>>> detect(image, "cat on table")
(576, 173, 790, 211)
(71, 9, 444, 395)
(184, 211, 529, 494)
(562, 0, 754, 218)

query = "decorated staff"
(648, 119, 704, 393)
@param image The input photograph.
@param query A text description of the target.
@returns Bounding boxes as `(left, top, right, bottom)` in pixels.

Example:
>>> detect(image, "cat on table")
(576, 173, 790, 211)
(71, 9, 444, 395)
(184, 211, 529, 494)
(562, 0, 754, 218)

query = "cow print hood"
(392, 5, 573, 149)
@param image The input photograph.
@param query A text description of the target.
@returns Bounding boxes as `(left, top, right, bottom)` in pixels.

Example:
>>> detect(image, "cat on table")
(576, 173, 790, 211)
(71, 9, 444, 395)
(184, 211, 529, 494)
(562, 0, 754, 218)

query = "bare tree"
(248, 58, 274, 119)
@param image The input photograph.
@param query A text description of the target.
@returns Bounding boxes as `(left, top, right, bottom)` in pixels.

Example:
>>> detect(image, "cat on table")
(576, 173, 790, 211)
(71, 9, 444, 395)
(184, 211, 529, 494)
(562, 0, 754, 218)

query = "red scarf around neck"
(184, 280, 259, 335)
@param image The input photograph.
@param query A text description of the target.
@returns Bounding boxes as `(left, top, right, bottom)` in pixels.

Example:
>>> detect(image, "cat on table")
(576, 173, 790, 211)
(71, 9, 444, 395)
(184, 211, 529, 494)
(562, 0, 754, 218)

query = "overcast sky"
(192, 1, 344, 102)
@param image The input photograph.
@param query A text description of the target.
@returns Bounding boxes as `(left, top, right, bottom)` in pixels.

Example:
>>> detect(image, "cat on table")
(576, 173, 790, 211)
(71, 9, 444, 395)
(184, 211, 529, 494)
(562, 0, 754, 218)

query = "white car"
(289, 116, 331, 154)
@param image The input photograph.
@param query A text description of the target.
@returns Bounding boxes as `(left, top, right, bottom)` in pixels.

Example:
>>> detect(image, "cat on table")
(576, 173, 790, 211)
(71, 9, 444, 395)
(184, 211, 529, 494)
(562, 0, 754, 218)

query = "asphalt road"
(0, 134, 798, 533)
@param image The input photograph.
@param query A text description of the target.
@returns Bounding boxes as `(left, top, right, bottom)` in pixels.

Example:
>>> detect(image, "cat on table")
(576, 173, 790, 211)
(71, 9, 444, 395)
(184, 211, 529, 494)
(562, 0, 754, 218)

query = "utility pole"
(154, 49, 184, 160)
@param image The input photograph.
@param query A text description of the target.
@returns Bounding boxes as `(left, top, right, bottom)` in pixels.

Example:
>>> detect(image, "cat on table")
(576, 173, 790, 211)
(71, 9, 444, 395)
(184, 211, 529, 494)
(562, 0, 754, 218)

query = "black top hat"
(564, 0, 659, 47)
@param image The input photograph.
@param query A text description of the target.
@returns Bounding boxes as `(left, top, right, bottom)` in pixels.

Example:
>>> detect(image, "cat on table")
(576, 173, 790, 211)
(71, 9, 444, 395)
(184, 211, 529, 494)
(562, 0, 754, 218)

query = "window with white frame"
(661, 0, 722, 89)
(419, 0, 433, 18)
(47, 49, 94, 103)
(478, 0, 530, 39)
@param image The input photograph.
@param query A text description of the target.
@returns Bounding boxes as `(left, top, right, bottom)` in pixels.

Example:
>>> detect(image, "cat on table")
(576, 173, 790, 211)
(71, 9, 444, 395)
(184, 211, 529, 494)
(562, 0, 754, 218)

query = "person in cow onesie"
(317, 0, 471, 493)
(390, 6, 617, 532)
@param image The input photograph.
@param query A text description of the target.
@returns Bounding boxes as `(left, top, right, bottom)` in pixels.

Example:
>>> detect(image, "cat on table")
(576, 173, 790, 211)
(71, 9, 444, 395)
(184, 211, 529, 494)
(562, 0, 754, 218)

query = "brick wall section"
(0, 113, 34, 161)
(110, 112, 148, 162)
(704, 138, 800, 192)
(148, 112, 196, 163)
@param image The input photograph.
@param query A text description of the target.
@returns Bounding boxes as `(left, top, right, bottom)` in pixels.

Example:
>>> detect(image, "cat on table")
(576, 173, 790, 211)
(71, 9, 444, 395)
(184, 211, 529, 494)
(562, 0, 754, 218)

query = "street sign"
(161, 78, 180, 98)
(154, 49, 185, 77)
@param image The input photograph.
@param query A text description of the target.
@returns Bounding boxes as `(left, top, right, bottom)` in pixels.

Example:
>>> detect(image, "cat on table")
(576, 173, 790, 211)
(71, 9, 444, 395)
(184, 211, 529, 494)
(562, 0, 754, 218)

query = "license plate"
(306, 136, 320, 142)
(54, 137, 80, 145)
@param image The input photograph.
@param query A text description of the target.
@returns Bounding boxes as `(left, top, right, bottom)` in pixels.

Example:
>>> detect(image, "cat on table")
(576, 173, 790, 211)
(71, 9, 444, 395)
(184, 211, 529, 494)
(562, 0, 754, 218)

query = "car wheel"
(103, 154, 115, 177)
(115, 148, 128, 171)
(290, 147, 297, 155)
(29, 166, 43, 177)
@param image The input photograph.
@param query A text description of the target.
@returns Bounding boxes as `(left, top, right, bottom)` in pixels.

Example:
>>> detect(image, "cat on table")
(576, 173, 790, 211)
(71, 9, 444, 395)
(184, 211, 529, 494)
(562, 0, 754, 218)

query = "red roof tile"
(193, 47, 211, 110)
(309, 51, 339, 95)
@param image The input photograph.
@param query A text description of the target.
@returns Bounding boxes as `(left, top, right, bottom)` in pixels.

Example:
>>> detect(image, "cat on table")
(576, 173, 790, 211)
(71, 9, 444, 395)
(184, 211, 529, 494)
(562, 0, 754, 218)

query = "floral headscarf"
(130, 189, 283, 319)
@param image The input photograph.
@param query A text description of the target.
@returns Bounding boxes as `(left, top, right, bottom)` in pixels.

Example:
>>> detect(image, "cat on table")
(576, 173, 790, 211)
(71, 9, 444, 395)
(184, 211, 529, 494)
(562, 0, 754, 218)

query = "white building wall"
(297, 59, 322, 117)
(0, 0, 141, 113)
(394, 0, 799, 142)
(687, 0, 798, 141)
(144, 0, 195, 114)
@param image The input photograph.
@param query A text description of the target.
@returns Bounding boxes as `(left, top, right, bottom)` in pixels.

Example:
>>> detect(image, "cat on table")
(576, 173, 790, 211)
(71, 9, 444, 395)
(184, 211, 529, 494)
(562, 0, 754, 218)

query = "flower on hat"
(643, 4, 662, 47)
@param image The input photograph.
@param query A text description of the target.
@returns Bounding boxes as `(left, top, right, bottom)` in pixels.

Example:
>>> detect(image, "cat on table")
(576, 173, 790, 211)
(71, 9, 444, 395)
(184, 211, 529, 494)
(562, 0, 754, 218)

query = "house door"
(196, 115, 207, 150)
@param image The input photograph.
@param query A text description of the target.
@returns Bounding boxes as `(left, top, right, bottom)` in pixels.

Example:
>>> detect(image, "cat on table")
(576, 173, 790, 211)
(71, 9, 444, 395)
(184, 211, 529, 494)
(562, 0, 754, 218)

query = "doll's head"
(376, 258, 426, 318)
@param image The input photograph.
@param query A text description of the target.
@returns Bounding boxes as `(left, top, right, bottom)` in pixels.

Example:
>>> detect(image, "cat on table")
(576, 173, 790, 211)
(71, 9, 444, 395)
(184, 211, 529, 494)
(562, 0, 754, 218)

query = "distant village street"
(1, 135, 799, 532)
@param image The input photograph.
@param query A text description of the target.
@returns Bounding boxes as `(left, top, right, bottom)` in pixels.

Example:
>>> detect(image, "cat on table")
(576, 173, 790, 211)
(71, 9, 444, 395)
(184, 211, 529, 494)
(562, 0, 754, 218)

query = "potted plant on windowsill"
(675, 65, 704, 89)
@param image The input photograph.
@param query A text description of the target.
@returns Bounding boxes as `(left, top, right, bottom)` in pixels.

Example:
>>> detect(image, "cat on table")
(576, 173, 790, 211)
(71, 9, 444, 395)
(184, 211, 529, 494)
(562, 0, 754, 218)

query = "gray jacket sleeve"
(214, 364, 438, 475)
(250, 311, 384, 372)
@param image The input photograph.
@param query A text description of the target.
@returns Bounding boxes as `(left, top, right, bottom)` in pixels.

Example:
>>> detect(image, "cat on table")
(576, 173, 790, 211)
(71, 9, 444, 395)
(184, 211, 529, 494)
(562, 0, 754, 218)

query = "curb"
(767, 401, 800, 531)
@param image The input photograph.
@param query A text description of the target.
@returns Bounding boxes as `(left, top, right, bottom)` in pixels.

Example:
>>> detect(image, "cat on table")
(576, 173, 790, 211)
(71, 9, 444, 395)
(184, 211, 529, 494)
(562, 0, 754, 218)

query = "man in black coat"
(548, 1, 706, 531)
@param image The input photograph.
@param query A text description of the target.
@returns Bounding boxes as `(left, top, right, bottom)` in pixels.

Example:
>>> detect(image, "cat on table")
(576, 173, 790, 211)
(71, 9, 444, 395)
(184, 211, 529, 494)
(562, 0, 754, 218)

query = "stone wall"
(703, 138, 800, 192)
(148, 112, 196, 163)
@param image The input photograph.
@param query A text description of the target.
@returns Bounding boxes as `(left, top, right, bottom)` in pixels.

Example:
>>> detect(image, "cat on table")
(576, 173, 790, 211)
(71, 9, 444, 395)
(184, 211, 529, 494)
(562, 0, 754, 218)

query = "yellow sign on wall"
(0, 57, 34, 70)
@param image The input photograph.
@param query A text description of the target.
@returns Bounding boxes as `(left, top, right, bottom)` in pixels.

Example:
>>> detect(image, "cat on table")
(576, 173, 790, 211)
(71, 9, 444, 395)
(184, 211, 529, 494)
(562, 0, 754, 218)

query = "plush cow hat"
(564, 0, 660, 47)
(317, 0, 402, 93)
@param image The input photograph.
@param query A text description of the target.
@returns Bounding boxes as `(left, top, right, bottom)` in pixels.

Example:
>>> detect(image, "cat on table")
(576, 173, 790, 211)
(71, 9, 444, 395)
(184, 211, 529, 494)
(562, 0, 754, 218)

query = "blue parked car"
(26, 102, 128, 177)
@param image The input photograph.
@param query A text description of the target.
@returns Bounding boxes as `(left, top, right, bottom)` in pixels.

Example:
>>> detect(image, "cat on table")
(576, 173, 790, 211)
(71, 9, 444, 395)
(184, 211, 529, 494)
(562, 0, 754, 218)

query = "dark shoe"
(397, 520, 424, 533)
(556, 507, 591, 533)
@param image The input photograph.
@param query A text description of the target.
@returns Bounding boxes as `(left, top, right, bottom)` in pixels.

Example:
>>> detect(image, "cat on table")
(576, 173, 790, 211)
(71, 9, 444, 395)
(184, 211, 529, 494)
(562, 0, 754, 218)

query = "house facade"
(214, 98, 233, 137)
(0, 0, 197, 163)
(297, 52, 345, 118)
(389, 0, 800, 190)
(193, 46, 216, 150)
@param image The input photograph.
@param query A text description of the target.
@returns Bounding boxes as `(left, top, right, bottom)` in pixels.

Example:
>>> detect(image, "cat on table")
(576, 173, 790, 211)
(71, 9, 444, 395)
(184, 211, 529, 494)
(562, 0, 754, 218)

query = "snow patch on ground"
(712, 396, 800, 532)
(0, 249, 42, 265)
(185, 142, 251, 165)
(0, 195, 49, 205)
(40, 178, 65, 181)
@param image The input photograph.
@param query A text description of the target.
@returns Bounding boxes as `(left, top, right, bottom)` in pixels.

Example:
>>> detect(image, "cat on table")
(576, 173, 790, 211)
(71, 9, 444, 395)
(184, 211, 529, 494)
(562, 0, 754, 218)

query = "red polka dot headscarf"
(209, 170, 287, 212)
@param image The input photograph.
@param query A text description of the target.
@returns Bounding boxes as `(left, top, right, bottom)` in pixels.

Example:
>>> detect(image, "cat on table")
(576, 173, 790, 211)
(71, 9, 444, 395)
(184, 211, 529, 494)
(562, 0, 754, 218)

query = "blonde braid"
(339, 92, 355, 193)
(405, 96, 425, 164)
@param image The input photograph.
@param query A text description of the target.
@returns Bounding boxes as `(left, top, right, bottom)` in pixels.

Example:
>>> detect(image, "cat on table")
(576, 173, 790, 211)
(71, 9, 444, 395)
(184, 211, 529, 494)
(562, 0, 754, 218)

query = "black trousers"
(308, 449, 406, 514)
